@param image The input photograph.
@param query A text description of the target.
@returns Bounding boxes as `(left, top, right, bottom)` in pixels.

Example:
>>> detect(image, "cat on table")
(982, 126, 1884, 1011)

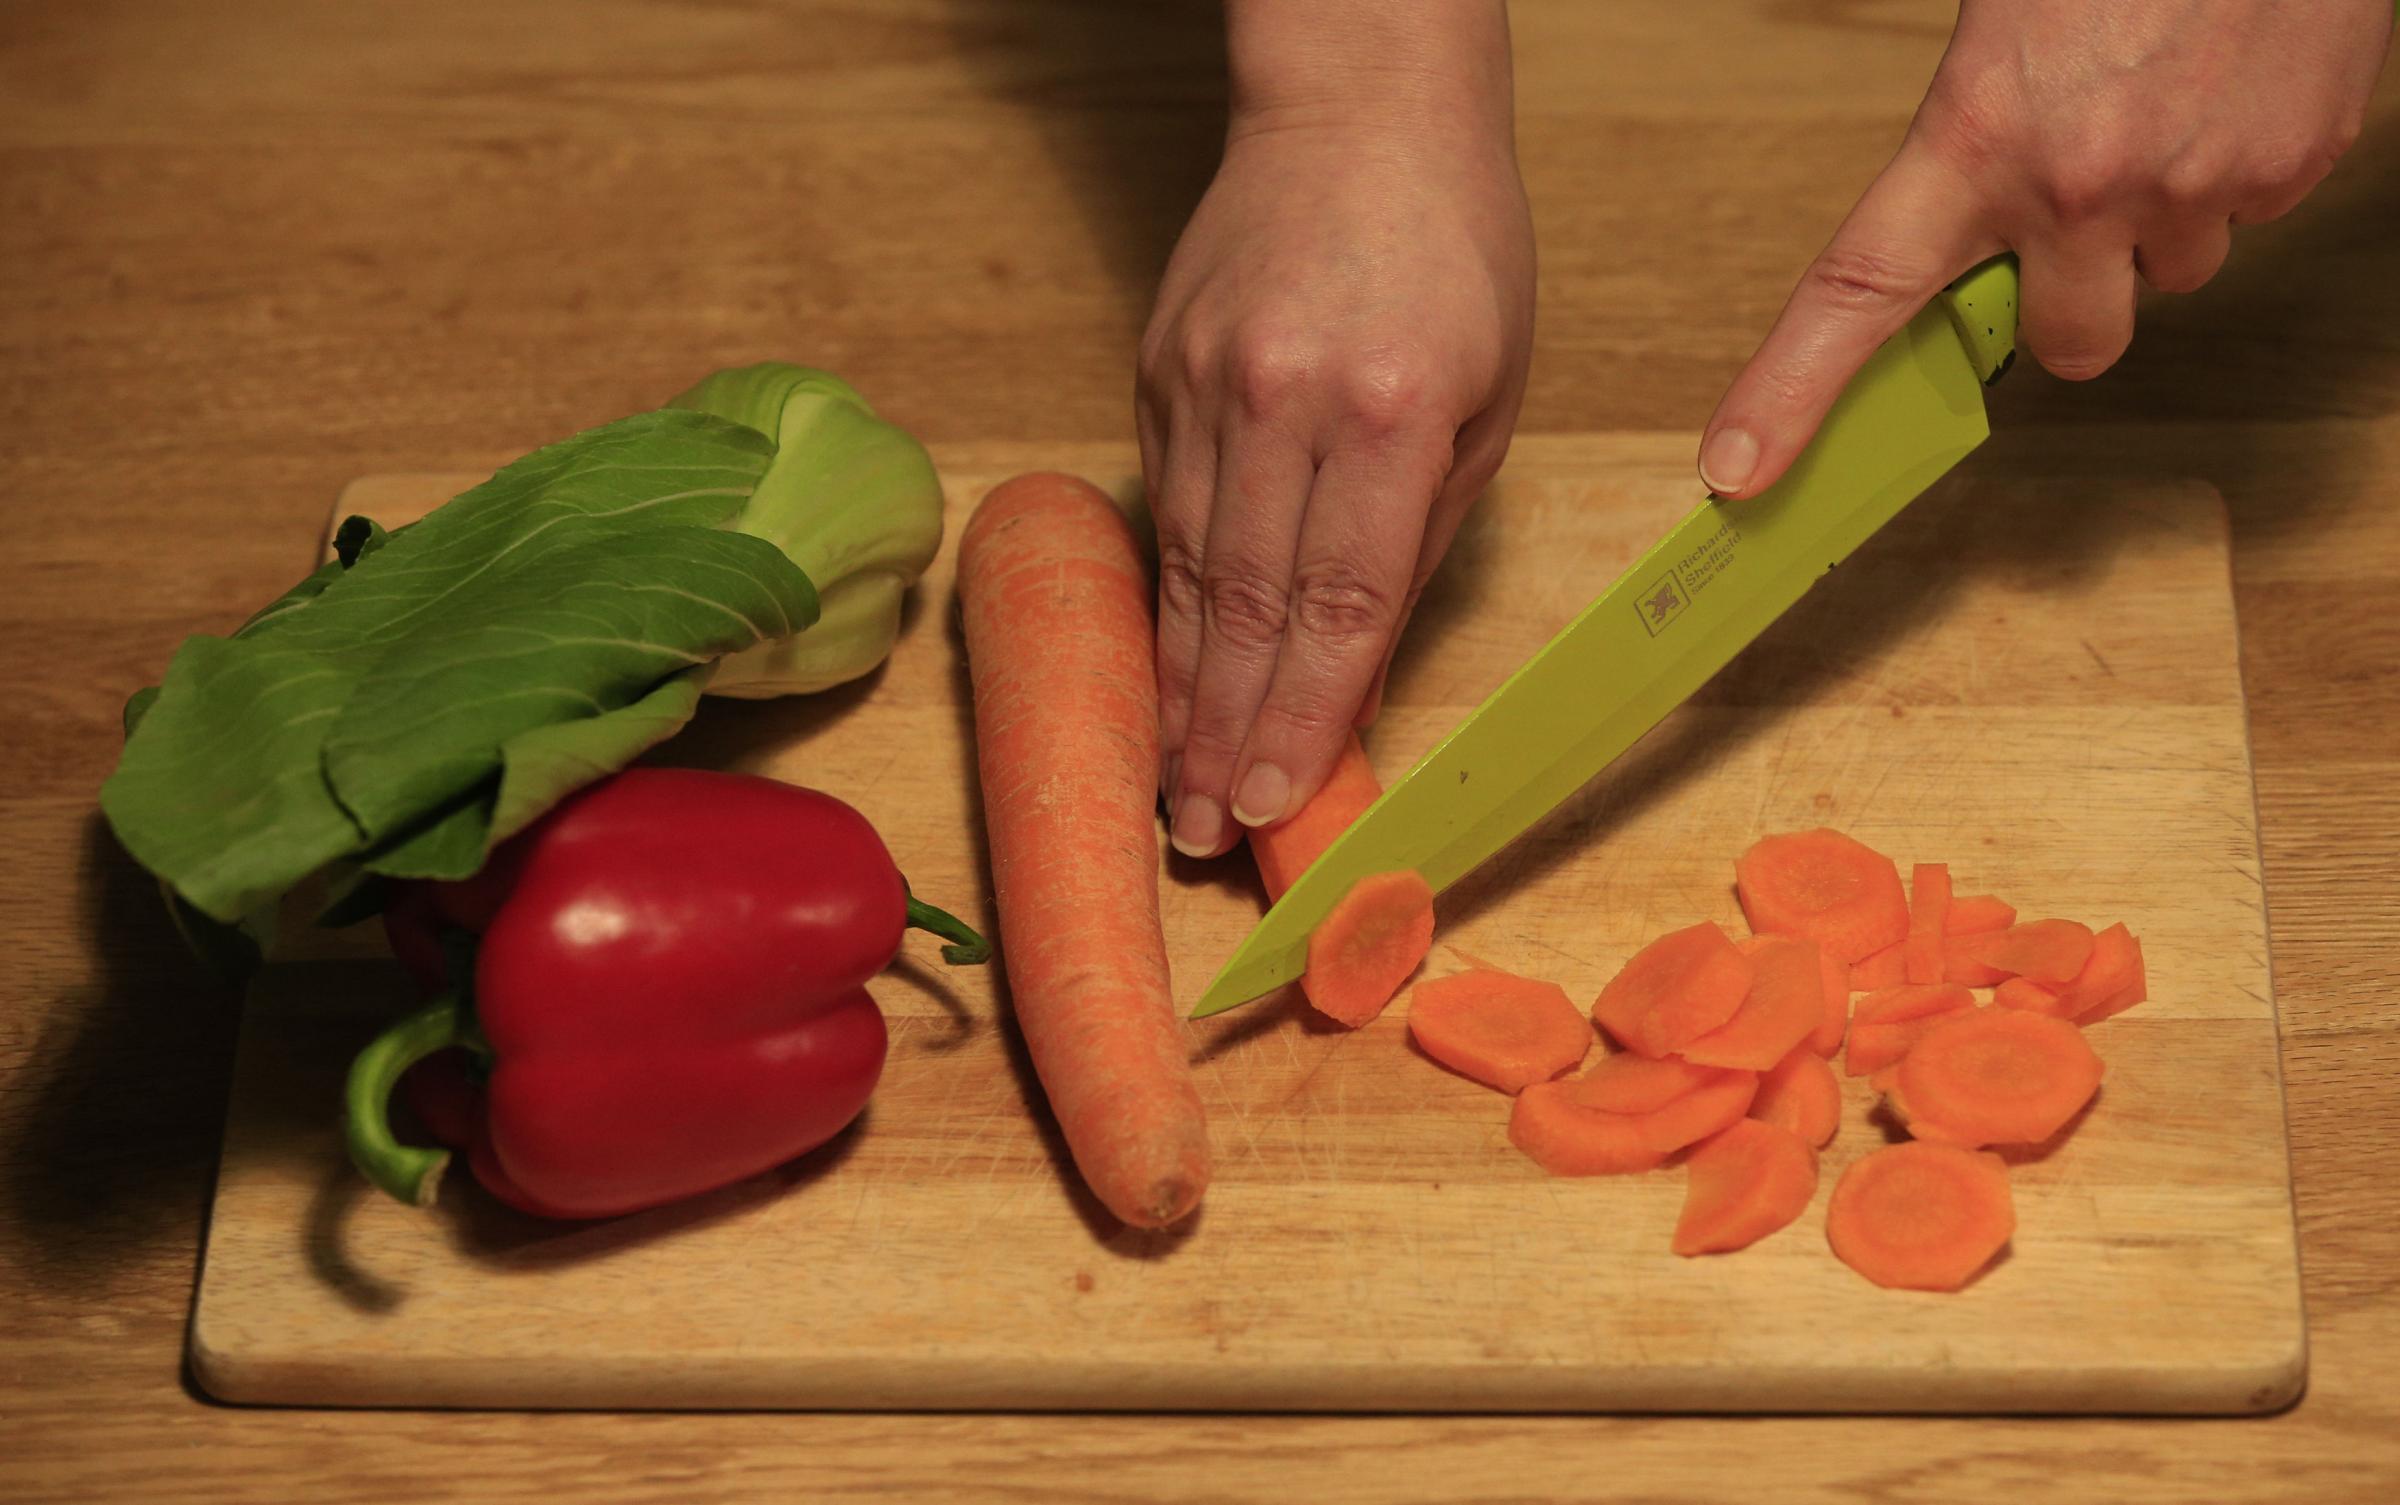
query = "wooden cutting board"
(187, 434, 2303, 1413)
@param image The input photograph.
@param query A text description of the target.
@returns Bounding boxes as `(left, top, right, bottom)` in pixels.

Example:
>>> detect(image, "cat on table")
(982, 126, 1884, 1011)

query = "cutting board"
(188, 434, 2303, 1413)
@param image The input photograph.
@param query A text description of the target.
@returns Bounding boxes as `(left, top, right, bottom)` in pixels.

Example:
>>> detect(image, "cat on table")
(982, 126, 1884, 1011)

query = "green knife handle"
(1938, 254, 2020, 384)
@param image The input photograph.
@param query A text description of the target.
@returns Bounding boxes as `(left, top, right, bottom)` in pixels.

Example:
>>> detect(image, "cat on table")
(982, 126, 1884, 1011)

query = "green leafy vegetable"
(671, 364, 945, 697)
(102, 409, 818, 923)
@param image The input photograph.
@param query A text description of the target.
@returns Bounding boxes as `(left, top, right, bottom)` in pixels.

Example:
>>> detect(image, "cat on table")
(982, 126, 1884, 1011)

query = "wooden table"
(3, 3, 2394, 1499)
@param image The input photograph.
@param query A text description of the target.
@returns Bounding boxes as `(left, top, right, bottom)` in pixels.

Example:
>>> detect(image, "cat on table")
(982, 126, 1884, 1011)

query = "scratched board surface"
(189, 435, 2302, 1413)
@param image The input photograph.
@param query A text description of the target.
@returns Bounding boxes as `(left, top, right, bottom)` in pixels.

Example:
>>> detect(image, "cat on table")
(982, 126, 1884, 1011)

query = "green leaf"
(360, 666, 710, 880)
(101, 410, 818, 923)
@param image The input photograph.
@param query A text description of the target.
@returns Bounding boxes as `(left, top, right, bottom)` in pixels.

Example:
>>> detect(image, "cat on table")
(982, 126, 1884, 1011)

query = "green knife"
(1189, 254, 2021, 1019)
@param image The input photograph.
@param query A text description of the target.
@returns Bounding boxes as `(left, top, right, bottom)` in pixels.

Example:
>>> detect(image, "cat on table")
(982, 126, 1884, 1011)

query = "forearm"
(1223, 0, 1516, 144)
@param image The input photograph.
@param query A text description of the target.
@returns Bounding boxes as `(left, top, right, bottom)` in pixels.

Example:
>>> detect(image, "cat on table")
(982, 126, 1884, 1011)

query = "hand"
(1140, 12, 1535, 860)
(1698, 0, 2391, 500)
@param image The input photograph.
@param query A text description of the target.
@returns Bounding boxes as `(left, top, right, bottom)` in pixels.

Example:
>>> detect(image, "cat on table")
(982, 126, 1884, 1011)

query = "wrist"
(1224, 0, 1516, 146)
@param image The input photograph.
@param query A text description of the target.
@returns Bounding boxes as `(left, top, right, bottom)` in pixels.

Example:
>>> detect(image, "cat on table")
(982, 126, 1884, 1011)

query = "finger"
(1149, 410, 1218, 801)
(2018, 231, 2139, 380)
(1167, 417, 1314, 858)
(1357, 403, 1515, 727)
(1697, 145, 1996, 500)
(2134, 217, 2232, 295)
(1228, 431, 1451, 829)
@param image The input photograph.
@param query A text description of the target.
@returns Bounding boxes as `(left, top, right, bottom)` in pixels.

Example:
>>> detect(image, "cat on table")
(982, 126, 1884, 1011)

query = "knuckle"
(1335, 350, 1438, 437)
(2038, 149, 2129, 223)
(2242, 134, 2339, 196)
(1805, 244, 1933, 314)
(1201, 568, 1288, 647)
(1154, 534, 1206, 617)
(1289, 564, 1398, 646)
(1225, 328, 1316, 418)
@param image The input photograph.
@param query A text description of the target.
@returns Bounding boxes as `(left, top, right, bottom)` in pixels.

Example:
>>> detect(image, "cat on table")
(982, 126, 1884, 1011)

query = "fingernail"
(1230, 763, 1290, 828)
(1699, 426, 1760, 496)
(1170, 793, 1223, 857)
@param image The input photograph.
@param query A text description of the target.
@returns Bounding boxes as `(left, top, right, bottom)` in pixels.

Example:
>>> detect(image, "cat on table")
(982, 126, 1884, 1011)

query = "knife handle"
(1938, 254, 2021, 385)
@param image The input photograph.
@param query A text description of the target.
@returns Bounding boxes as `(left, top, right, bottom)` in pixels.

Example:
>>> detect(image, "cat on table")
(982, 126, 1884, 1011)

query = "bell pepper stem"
(904, 891, 992, 966)
(344, 994, 467, 1207)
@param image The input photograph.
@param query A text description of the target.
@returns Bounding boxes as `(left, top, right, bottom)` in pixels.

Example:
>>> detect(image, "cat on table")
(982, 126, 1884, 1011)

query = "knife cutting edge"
(1187, 254, 2022, 1020)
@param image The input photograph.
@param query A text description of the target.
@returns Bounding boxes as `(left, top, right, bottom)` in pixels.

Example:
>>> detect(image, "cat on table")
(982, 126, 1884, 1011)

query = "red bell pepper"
(344, 767, 987, 1220)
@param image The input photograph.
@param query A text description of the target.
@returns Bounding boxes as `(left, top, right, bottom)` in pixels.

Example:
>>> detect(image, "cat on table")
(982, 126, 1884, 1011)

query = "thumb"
(1699, 145, 1995, 500)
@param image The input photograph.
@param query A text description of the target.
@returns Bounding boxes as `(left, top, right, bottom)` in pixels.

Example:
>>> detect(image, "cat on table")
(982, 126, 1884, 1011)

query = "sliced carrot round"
(1751, 1047, 1842, 1148)
(1591, 921, 1754, 1059)
(1406, 969, 1592, 1093)
(1302, 869, 1434, 1027)
(1809, 943, 1849, 1056)
(2054, 923, 2144, 1020)
(1826, 1141, 2015, 1291)
(1992, 976, 2072, 1018)
(1890, 1008, 2105, 1147)
(1734, 828, 1909, 964)
(1903, 863, 1952, 985)
(1844, 985, 1976, 1078)
(1508, 1085, 1668, 1176)
(1847, 940, 1907, 994)
(1948, 919, 2096, 986)
(1560, 1052, 1734, 1115)
(1682, 936, 1827, 1069)
(1673, 1119, 1820, 1256)
(1634, 1069, 1761, 1155)
(1854, 983, 1976, 1027)
(1944, 894, 2017, 936)
(1508, 1068, 1760, 1177)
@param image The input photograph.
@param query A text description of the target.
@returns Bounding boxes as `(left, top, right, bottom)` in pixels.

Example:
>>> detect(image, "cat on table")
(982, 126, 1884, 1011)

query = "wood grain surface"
(186, 445, 2298, 1413)
(4, 1, 2397, 1499)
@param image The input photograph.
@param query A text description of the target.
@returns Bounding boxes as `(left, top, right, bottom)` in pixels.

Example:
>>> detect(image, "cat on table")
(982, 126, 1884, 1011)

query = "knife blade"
(1187, 255, 2021, 1019)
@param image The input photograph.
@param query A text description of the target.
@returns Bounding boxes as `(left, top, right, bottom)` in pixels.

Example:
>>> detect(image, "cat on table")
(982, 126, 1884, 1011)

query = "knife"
(1188, 254, 2021, 1019)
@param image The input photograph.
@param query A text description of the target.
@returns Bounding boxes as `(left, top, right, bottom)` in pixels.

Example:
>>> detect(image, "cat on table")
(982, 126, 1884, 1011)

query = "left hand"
(1697, 0, 2392, 500)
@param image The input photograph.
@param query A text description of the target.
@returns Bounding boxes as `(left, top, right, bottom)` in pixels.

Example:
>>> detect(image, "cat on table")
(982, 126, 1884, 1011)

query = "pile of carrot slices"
(1387, 827, 2148, 1293)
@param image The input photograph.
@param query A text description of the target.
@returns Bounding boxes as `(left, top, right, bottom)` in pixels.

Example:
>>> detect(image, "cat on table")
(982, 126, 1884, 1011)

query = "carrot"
(1945, 894, 2017, 935)
(1825, 1141, 2015, 1291)
(1302, 869, 1434, 1027)
(1844, 985, 1974, 1077)
(1682, 936, 1827, 1070)
(1622, 1069, 1760, 1156)
(1750, 1047, 1841, 1148)
(2053, 922, 2144, 1020)
(959, 472, 1210, 1229)
(1673, 1119, 1819, 1256)
(1809, 944, 1849, 1056)
(1884, 1008, 2105, 1148)
(2075, 934, 2149, 1025)
(1734, 828, 1910, 963)
(1248, 733, 1381, 901)
(1847, 940, 1906, 993)
(1904, 863, 1951, 985)
(1591, 921, 1755, 1059)
(1509, 1069, 1759, 1177)
(1949, 919, 2097, 986)
(1854, 983, 1977, 1027)
(1406, 968, 1591, 1092)
(1992, 977, 2073, 1017)
(1566, 1052, 1738, 1114)
(1508, 1087, 1669, 1176)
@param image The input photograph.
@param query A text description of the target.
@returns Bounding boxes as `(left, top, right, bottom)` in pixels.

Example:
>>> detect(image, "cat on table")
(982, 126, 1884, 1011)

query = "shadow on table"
(0, 815, 243, 1292)
(934, 0, 1225, 324)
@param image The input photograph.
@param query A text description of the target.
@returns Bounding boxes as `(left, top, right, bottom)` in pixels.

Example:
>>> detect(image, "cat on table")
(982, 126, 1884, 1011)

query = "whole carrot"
(958, 472, 1211, 1228)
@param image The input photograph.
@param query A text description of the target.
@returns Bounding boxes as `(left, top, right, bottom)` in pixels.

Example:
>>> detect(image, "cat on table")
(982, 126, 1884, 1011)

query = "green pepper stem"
(905, 893, 992, 966)
(344, 995, 466, 1207)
